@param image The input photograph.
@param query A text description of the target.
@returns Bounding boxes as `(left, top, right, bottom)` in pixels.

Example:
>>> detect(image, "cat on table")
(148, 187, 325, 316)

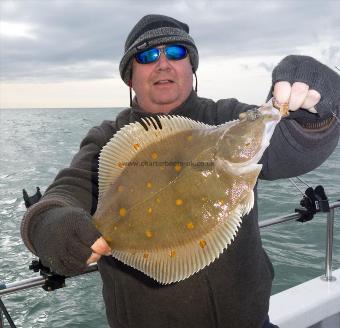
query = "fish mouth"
(216, 158, 263, 176)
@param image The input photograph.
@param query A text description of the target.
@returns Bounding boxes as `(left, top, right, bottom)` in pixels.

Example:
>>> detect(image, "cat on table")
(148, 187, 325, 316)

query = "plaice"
(93, 101, 281, 284)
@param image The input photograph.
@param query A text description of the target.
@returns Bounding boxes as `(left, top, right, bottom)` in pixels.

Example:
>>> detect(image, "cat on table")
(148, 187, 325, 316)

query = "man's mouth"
(154, 79, 174, 85)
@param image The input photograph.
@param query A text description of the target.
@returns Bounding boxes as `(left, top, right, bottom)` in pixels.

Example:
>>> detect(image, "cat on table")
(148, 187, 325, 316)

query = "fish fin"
(242, 190, 255, 215)
(98, 115, 212, 201)
(111, 199, 253, 284)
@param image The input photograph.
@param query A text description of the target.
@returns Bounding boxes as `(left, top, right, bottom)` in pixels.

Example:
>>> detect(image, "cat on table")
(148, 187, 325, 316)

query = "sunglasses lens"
(135, 48, 160, 64)
(165, 45, 187, 60)
(135, 45, 187, 64)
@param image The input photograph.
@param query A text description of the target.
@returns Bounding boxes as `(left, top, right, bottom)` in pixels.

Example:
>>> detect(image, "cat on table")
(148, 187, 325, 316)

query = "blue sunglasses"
(135, 44, 188, 64)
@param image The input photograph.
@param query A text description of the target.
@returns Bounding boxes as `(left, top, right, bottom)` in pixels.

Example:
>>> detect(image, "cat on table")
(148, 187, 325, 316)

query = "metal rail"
(259, 213, 300, 228)
(0, 264, 98, 297)
(323, 207, 336, 281)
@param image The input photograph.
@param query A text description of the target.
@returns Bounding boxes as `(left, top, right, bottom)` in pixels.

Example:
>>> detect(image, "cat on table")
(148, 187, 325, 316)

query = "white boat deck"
(269, 268, 340, 328)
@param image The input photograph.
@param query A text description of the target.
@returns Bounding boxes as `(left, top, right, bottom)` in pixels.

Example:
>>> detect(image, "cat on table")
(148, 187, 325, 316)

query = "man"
(21, 14, 340, 328)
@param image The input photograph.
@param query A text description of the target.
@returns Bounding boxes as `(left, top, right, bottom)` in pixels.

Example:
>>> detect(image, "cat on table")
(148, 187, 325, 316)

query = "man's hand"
(87, 237, 112, 264)
(270, 55, 340, 123)
(273, 81, 320, 114)
(31, 207, 107, 276)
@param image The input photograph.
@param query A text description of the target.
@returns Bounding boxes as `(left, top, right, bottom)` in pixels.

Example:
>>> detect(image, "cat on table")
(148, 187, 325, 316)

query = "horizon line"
(0, 106, 126, 110)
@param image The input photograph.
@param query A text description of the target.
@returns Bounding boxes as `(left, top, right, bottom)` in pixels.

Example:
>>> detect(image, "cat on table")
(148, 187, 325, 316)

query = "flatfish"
(93, 101, 281, 284)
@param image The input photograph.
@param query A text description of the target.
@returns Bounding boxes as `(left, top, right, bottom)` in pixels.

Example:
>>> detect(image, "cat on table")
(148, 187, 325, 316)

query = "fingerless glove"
(270, 55, 340, 125)
(30, 207, 101, 276)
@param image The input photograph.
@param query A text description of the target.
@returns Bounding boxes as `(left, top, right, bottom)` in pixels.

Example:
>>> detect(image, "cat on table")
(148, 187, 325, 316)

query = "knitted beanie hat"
(119, 14, 199, 85)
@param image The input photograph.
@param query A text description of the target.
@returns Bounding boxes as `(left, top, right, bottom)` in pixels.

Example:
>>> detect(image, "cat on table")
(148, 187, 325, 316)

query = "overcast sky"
(0, 0, 339, 108)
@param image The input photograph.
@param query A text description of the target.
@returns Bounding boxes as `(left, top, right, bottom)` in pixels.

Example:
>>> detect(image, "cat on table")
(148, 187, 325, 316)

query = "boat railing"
(260, 200, 340, 282)
(1, 201, 340, 327)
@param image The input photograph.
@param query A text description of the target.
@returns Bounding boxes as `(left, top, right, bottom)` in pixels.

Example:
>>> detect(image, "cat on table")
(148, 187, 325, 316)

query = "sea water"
(0, 107, 339, 327)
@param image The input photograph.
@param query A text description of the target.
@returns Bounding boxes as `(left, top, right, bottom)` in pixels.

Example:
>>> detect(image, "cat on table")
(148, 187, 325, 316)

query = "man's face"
(131, 45, 194, 113)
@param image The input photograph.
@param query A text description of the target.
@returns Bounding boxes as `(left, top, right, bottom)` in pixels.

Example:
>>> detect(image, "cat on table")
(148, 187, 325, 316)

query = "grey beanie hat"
(119, 14, 199, 85)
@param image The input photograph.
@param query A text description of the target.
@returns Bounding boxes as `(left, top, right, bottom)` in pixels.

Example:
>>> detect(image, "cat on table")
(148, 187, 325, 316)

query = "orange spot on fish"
(133, 143, 140, 150)
(151, 152, 158, 160)
(119, 208, 127, 217)
(174, 163, 182, 172)
(146, 181, 152, 189)
(143, 252, 149, 259)
(175, 199, 183, 206)
(199, 240, 207, 249)
(147, 207, 152, 214)
(118, 162, 125, 168)
(186, 222, 194, 230)
(145, 230, 153, 238)
(169, 250, 176, 257)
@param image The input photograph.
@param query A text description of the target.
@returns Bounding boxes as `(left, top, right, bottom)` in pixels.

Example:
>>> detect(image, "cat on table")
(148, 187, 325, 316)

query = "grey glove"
(30, 206, 101, 276)
(269, 55, 340, 124)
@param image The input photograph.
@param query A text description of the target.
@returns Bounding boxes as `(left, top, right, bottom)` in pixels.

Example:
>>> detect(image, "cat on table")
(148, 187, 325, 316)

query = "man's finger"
(91, 236, 111, 255)
(273, 81, 291, 104)
(288, 82, 309, 111)
(301, 89, 321, 112)
(87, 252, 102, 265)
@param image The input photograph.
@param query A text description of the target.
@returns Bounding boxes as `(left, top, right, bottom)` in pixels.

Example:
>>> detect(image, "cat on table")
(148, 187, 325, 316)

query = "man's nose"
(157, 51, 171, 69)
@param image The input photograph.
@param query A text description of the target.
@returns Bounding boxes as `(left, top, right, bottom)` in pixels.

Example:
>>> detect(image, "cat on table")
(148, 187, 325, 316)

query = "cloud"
(258, 62, 275, 73)
(1, 0, 339, 82)
(322, 46, 340, 65)
(0, 21, 38, 39)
